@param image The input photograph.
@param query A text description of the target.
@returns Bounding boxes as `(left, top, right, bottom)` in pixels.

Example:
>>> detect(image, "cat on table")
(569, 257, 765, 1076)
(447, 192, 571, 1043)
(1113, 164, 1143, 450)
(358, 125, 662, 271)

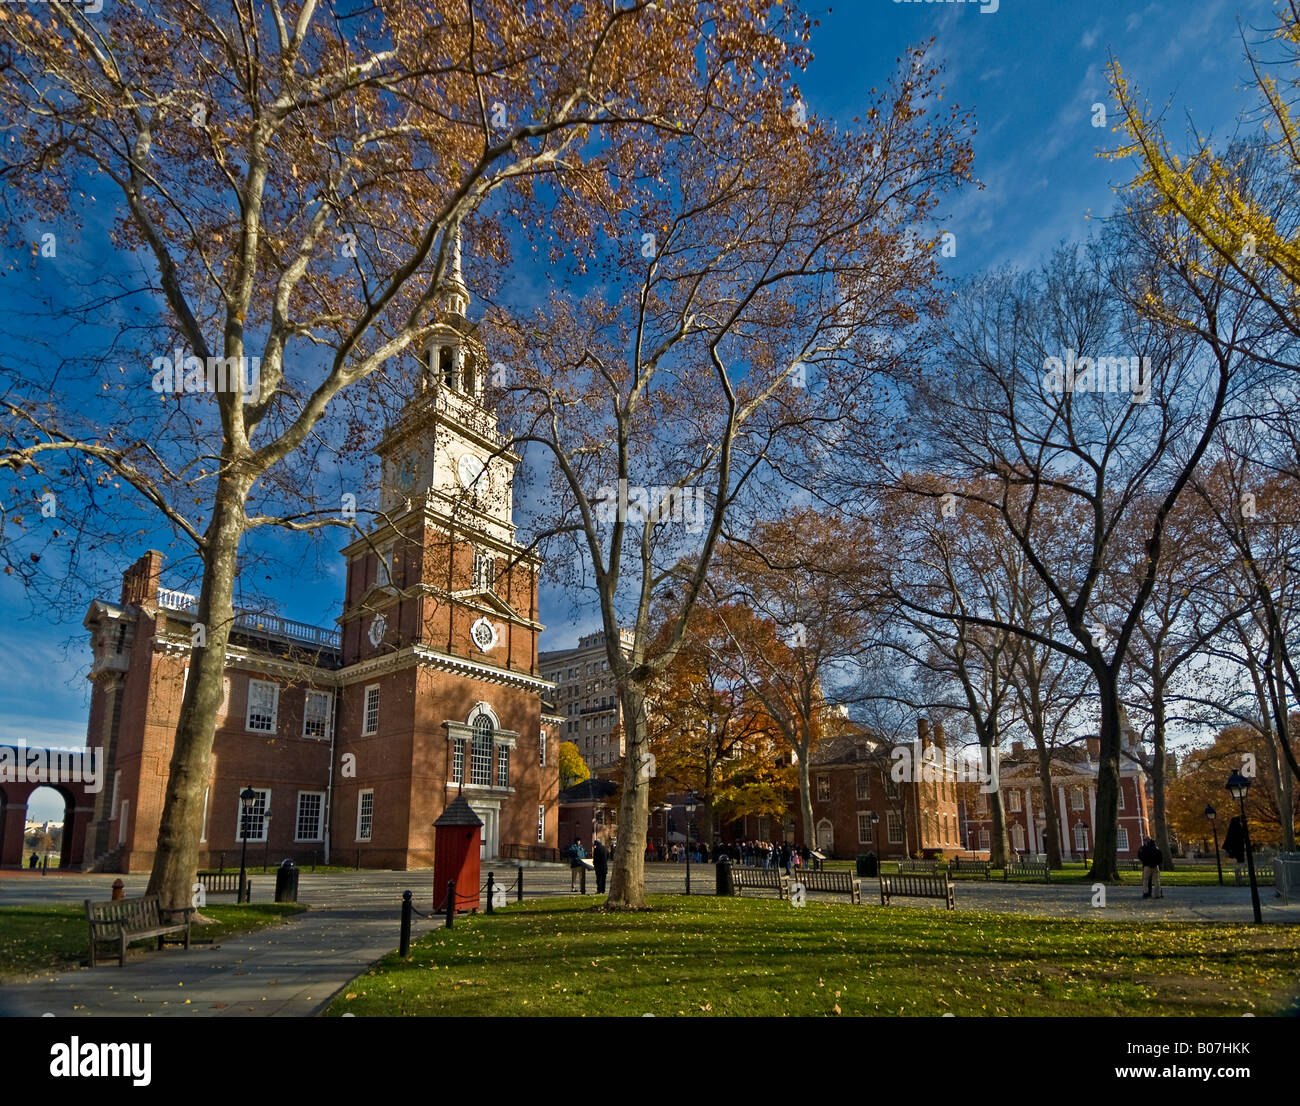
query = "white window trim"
(246, 679, 279, 734)
(236, 788, 271, 843)
(356, 789, 375, 842)
(362, 684, 380, 736)
(295, 790, 326, 843)
(303, 690, 333, 740)
(1117, 826, 1130, 852)
(537, 804, 545, 843)
(857, 813, 873, 845)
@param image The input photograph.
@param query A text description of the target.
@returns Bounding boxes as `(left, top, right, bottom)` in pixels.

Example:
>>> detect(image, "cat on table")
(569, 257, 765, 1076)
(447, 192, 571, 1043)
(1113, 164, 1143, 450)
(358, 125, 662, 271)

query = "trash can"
(275, 858, 299, 903)
(857, 853, 878, 878)
(715, 855, 735, 897)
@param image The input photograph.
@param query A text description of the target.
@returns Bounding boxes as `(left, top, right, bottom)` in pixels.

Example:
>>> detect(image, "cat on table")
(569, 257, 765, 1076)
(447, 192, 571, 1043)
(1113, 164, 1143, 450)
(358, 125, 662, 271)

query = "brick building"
(959, 736, 1153, 860)
(720, 719, 965, 859)
(76, 248, 562, 873)
(539, 630, 632, 777)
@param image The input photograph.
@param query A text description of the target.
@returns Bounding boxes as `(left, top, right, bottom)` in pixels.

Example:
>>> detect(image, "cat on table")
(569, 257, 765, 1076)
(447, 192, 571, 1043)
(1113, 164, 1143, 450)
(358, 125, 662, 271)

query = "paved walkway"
(1, 865, 1295, 1016)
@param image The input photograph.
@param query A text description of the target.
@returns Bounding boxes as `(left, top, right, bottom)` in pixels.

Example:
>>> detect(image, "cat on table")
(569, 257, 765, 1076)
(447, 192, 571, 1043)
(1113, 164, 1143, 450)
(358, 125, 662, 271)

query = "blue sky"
(2, 0, 1277, 818)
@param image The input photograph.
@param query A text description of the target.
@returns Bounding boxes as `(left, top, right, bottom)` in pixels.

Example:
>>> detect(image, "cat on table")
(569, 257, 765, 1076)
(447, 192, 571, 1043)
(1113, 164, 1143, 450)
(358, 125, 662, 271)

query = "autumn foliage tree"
(646, 602, 786, 844)
(486, 35, 974, 907)
(1, 1, 896, 912)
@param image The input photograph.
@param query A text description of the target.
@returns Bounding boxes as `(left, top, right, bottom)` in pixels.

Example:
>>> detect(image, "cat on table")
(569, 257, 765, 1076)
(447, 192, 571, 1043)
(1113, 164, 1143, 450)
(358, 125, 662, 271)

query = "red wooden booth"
(433, 795, 483, 914)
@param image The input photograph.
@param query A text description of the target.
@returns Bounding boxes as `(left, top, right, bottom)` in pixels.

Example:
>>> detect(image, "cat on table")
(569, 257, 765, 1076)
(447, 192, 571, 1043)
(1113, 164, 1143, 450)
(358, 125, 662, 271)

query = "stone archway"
(24, 785, 74, 869)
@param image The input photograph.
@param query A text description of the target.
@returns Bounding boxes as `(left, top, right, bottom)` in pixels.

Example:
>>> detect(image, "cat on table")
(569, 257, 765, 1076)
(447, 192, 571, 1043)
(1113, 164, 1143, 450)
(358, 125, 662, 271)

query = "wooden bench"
(1003, 860, 1050, 883)
(879, 873, 955, 910)
(898, 859, 941, 875)
(951, 858, 991, 880)
(733, 867, 790, 899)
(196, 870, 250, 897)
(790, 869, 861, 904)
(85, 895, 192, 968)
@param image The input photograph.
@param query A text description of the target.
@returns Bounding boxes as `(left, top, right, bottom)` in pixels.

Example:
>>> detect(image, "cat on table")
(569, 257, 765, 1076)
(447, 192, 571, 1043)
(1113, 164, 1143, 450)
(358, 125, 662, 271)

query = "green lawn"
(0, 903, 307, 980)
(324, 895, 1300, 1017)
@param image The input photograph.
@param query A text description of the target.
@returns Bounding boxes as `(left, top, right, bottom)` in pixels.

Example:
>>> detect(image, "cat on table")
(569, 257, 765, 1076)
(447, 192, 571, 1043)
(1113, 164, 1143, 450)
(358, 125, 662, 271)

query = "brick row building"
(72, 247, 562, 873)
(959, 737, 1153, 860)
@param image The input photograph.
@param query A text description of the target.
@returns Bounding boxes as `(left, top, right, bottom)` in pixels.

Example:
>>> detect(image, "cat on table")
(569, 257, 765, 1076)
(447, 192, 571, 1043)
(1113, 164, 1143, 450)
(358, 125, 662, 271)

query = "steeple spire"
(440, 224, 469, 317)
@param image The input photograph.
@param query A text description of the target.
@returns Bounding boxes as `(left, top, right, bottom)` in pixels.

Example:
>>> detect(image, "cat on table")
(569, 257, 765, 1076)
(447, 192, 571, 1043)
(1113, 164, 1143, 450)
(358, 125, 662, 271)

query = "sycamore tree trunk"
(606, 682, 650, 909)
(701, 756, 715, 846)
(1272, 655, 1297, 852)
(974, 724, 1012, 868)
(146, 474, 250, 913)
(795, 735, 814, 848)
(1149, 673, 1175, 870)
(1089, 664, 1123, 882)
(1034, 747, 1063, 869)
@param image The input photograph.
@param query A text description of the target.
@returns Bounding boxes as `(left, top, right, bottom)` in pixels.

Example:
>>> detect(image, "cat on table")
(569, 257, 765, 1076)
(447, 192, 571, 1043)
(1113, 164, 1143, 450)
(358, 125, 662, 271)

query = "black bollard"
(400, 890, 412, 957)
(486, 872, 495, 914)
(445, 879, 456, 929)
(517, 864, 524, 903)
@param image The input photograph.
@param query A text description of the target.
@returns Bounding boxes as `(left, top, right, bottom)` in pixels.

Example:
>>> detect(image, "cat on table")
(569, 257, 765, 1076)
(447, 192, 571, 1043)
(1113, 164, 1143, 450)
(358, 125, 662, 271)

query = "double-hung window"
(246, 680, 279, 733)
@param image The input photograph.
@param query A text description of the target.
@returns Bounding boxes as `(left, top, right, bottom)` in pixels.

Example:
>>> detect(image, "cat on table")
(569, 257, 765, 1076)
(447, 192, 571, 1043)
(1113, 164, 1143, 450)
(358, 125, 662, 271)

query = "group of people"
(566, 838, 609, 893)
(640, 839, 818, 873)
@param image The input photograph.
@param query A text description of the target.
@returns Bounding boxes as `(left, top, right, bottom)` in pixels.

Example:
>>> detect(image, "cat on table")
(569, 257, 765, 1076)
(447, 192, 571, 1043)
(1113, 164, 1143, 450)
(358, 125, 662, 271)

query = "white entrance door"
(474, 807, 498, 860)
(817, 819, 834, 853)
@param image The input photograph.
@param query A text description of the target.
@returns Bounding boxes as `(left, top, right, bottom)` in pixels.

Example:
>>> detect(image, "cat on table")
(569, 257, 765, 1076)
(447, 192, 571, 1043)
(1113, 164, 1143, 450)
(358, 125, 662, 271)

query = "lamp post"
(870, 811, 880, 865)
(1225, 772, 1261, 924)
(683, 794, 698, 895)
(1204, 803, 1223, 886)
(238, 786, 257, 905)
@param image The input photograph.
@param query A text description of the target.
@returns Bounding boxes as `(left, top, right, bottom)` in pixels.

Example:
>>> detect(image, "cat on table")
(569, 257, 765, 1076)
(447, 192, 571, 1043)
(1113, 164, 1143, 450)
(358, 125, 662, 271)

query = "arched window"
(1011, 823, 1026, 851)
(440, 346, 456, 390)
(470, 714, 493, 786)
(463, 356, 476, 396)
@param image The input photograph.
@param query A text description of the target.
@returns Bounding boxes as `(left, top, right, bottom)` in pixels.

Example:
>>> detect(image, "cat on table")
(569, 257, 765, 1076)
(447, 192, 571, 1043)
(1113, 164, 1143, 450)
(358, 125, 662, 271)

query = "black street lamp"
(683, 794, 698, 895)
(238, 786, 257, 904)
(1225, 772, 1262, 924)
(870, 811, 880, 864)
(1204, 803, 1223, 886)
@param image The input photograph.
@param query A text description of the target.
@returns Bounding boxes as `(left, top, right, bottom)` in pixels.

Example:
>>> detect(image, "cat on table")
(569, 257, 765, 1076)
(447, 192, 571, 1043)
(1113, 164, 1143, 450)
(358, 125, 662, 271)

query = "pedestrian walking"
(1138, 837, 1163, 898)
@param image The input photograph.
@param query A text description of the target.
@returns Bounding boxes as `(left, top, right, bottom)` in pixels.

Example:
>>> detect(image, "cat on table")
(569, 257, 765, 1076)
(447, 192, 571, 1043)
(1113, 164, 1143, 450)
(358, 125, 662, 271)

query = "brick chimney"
(120, 550, 164, 606)
(1086, 737, 1101, 760)
(917, 717, 930, 743)
(932, 722, 945, 751)
(1010, 740, 1024, 757)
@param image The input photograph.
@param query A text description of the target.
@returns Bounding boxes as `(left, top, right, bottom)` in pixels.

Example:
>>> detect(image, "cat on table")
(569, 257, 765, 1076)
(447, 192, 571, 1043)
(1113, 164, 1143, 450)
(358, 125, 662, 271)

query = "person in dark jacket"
(569, 839, 586, 891)
(592, 840, 608, 894)
(1222, 816, 1247, 880)
(1137, 837, 1163, 898)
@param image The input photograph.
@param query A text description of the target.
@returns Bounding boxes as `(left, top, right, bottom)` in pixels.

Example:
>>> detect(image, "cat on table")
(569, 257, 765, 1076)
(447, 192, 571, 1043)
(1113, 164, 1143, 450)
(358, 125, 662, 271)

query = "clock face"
(457, 452, 485, 490)
(368, 613, 388, 647)
(470, 617, 498, 652)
